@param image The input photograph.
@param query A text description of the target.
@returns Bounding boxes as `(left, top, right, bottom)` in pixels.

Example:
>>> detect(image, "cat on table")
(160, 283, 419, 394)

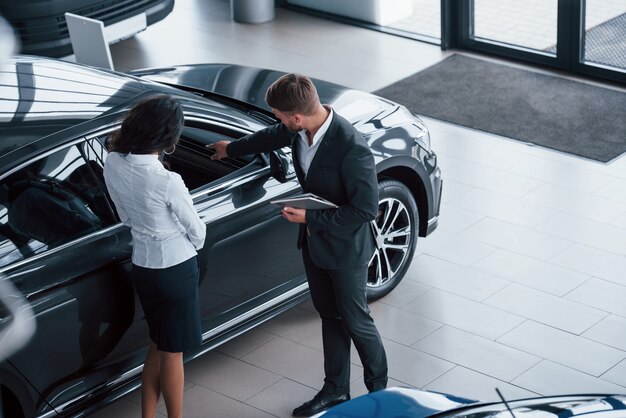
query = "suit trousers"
(302, 242, 388, 394)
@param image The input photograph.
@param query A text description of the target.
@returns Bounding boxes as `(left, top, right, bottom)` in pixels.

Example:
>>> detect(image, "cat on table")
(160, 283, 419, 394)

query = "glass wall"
(583, 0, 626, 71)
(452, 0, 625, 84)
(472, 0, 558, 54)
(286, 0, 441, 43)
(287, 0, 626, 84)
(385, 0, 441, 41)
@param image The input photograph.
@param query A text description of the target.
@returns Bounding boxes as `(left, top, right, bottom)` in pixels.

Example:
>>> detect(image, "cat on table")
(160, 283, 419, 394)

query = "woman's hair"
(265, 73, 319, 115)
(107, 94, 184, 154)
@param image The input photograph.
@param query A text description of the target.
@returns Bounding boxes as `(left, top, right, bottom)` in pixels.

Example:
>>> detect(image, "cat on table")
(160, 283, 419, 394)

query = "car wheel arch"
(377, 164, 429, 237)
(367, 177, 420, 301)
(0, 366, 37, 418)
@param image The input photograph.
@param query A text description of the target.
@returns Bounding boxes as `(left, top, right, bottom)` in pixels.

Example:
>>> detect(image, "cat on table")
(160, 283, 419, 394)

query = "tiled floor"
(91, 0, 626, 416)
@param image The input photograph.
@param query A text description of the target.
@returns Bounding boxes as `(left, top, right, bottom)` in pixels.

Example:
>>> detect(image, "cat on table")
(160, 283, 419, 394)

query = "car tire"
(366, 178, 419, 301)
(1, 386, 25, 418)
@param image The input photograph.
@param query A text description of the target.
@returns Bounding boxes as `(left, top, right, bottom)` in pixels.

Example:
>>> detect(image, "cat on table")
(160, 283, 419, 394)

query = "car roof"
(0, 55, 153, 158)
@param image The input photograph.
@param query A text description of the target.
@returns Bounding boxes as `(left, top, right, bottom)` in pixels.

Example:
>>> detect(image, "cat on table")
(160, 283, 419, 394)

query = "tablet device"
(271, 193, 338, 210)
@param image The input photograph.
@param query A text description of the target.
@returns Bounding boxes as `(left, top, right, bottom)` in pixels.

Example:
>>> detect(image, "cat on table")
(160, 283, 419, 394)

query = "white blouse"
(103, 152, 206, 269)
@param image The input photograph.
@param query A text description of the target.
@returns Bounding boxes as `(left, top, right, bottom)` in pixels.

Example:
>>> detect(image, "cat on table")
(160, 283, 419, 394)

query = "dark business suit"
(227, 111, 387, 394)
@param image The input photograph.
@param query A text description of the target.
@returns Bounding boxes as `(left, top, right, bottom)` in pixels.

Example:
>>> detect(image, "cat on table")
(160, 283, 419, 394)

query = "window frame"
(0, 136, 118, 272)
(442, 0, 626, 85)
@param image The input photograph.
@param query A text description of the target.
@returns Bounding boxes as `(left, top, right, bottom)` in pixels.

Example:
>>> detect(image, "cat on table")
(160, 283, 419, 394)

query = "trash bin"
(231, 0, 275, 24)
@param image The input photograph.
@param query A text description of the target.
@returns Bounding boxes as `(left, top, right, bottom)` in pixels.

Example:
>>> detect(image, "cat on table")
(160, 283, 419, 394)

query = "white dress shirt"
(103, 152, 206, 269)
(297, 107, 334, 177)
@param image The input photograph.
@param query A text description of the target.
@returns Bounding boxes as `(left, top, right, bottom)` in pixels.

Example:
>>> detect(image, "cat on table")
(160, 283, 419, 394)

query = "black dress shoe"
(292, 391, 350, 417)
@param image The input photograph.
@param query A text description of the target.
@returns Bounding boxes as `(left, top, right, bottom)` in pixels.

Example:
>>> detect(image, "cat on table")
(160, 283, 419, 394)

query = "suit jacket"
(227, 112, 378, 269)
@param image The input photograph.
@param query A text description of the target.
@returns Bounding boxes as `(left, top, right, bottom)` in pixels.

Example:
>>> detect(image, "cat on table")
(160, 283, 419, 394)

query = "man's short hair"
(265, 73, 320, 115)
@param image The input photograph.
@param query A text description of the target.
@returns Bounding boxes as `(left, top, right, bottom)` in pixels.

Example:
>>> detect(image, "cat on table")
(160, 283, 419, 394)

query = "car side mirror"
(269, 150, 295, 183)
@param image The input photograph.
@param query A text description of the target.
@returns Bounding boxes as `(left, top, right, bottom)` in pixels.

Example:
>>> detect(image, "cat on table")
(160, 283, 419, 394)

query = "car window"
(163, 123, 256, 191)
(0, 142, 116, 269)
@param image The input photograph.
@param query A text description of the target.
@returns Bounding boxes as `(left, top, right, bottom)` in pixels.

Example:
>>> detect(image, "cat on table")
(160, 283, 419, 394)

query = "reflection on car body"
(314, 387, 626, 418)
(0, 56, 442, 418)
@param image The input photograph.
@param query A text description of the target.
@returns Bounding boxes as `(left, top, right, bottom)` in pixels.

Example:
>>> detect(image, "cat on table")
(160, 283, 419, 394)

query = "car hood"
(315, 388, 626, 418)
(129, 63, 413, 129)
(314, 387, 476, 418)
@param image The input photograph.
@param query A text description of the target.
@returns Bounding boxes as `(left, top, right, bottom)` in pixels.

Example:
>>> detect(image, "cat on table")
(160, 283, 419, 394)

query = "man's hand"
(281, 206, 306, 224)
(206, 141, 231, 160)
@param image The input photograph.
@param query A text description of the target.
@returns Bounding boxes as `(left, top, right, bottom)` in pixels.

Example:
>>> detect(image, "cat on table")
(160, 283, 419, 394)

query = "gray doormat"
(374, 54, 626, 162)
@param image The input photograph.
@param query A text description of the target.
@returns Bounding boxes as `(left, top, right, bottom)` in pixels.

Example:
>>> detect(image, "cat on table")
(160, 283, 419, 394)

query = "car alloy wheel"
(366, 179, 419, 301)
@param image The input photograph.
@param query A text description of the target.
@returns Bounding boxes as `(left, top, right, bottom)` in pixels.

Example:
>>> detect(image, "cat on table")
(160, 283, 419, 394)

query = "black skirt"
(132, 257, 201, 353)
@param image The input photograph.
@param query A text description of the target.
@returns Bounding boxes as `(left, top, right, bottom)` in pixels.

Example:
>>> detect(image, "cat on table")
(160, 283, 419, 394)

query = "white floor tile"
(259, 306, 322, 351)
(384, 340, 455, 387)
(444, 161, 544, 199)
(498, 321, 624, 376)
(460, 218, 573, 261)
(472, 249, 590, 296)
(160, 385, 276, 418)
(369, 302, 442, 346)
(216, 328, 277, 359)
(601, 359, 626, 388)
(404, 289, 524, 340)
(439, 179, 475, 204)
(583, 314, 626, 352)
(185, 351, 282, 401)
(414, 231, 498, 266)
(513, 360, 625, 396)
(611, 212, 626, 229)
(596, 178, 626, 205)
(550, 244, 626, 287)
(240, 337, 325, 390)
(523, 183, 626, 224)
(448, 188, 558, 228)
(485, 283, 607, 334)
(407, 255, 509, 301)
(509, 154, 616, 193)
(377, 278, 432, 308)
(567, 278, 626, 318)
(433, 134, 526, 171)
(437, 204, 484, 234)
(535, 213, 626, 256)
(424, 366, 538, 402)
(246, 379, 317, 418)
(413, 326, 541, 381)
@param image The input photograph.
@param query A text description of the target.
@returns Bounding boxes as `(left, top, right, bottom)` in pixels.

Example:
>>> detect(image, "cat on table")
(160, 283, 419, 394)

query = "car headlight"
(413, 120, 431, 151)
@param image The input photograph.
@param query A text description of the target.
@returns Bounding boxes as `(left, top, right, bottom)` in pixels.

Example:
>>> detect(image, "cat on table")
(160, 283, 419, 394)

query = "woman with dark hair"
(103, 94, 206, 418)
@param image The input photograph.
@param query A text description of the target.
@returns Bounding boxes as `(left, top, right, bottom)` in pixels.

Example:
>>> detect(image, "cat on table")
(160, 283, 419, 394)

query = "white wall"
(287, 0, 413, 25)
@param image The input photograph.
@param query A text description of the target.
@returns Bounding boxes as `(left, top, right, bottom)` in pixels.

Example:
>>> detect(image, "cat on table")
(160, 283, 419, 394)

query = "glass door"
(385, 0, 442, 42)
(580, 0, 626, 72)
(454, 0, 561, 67)
(449, 0, 626, 84)
(473, 0, 558, 56)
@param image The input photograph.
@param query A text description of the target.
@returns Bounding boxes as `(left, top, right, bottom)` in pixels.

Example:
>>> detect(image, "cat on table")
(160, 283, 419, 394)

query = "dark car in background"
(0, 55, 442, 417)
(0, 0, 174, 57)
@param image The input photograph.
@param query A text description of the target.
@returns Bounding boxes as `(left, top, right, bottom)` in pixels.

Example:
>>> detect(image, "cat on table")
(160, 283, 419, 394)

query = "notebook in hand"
(271, 193, 338, 210)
